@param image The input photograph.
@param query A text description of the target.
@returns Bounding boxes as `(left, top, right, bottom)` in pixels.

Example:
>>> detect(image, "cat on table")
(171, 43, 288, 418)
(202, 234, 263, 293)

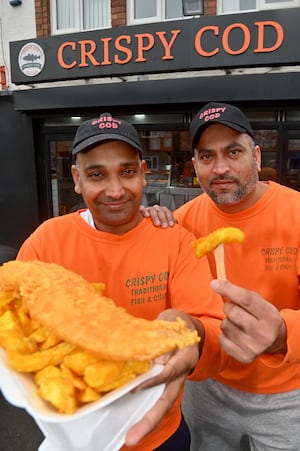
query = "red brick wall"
(111, 0, 126, 27)
(205, 0, 216, 15)
(35, 0, 51, 37)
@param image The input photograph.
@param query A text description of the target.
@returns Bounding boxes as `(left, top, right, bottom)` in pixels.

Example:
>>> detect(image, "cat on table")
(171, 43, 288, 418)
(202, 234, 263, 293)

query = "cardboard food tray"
(0, 349, 165, 451)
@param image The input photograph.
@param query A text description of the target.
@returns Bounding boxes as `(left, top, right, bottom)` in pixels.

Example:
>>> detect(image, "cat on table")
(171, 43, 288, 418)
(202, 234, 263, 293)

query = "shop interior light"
(134, 114, 145, 120)
(182, 0, 203, 16)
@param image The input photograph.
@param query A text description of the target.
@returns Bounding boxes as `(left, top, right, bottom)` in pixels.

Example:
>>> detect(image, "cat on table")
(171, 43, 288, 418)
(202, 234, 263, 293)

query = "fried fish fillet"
(0, 260, 199, 361)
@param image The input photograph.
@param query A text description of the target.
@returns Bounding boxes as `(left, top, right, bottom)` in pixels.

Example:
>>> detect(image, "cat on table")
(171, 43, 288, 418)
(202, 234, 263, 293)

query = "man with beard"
(142, 102, 300, 450)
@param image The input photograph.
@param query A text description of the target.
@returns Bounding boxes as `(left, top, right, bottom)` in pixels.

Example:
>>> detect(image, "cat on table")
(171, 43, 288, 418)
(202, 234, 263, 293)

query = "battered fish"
(0, 260, 199, 361)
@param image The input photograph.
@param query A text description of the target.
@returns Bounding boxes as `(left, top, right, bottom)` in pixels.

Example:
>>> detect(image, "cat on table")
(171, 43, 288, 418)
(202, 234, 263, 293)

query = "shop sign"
(9, 8, 300, 85)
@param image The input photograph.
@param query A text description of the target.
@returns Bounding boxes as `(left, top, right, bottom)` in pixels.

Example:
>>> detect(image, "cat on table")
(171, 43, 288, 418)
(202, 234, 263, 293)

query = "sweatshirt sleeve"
(259, 308, 300, 368)
(187, 316, 231, 380)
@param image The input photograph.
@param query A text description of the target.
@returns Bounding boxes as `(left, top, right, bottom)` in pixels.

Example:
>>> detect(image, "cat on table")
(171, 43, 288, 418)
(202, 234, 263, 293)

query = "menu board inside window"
(140, 129, 199, 187)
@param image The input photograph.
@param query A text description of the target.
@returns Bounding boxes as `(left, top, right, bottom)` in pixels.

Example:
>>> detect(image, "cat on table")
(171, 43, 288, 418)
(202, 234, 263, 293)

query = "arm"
(140, 204, 177, 228)
(210, 279, 287, 364)
(125, 309, 202, 447)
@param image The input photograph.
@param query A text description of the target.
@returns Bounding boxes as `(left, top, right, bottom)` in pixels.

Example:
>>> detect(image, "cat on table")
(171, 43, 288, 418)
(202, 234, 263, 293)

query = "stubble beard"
(206, 167, 259, 206)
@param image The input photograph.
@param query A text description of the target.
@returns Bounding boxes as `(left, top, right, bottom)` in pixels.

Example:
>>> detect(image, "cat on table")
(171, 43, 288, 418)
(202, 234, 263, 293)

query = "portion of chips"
(0, 287, 150, 414)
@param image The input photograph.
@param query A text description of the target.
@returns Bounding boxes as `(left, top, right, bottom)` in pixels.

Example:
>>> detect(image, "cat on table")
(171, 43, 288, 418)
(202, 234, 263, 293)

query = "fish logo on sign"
(18, 43, 45, 77)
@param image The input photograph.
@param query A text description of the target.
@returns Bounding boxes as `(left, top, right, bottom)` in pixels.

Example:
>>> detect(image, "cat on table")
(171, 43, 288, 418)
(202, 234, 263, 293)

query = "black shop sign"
(9, 8, 300, 85)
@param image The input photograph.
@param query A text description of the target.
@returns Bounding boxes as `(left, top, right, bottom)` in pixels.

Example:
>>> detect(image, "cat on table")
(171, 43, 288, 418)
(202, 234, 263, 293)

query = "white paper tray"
(0, 349, 164, 451)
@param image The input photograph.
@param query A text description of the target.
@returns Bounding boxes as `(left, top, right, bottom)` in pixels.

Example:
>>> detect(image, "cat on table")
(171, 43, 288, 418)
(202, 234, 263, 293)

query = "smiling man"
(16, 113, 228, 451)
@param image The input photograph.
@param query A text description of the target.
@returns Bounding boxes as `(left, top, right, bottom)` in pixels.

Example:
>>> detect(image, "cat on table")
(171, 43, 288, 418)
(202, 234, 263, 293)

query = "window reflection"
(287, 138, 300, 191)
(253, 129, 278, 182)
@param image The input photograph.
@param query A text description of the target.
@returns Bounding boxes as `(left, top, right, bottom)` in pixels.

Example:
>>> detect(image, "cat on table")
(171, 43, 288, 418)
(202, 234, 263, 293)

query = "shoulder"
(30, 212, 79, 235)
(174, 192, 207, 220)
(142, 218, 196, 242)
(270, 181, 300, 199)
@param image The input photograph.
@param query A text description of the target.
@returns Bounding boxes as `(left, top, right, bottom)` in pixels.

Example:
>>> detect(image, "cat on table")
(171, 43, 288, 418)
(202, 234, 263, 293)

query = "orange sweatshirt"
(17, 214, 227, 451)
(175, 181, 300, 394)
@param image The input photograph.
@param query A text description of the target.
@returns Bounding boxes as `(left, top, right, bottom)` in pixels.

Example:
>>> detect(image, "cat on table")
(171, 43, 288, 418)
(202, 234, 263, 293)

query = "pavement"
(0, 257, 44, 450)
(0, 392, 44, 451)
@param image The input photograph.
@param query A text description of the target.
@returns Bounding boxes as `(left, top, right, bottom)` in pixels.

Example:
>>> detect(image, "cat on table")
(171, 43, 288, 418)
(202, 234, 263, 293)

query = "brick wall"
(204, 0, 216, 16)
(35, 0, 50, 37)
(111, 0, 126, 27)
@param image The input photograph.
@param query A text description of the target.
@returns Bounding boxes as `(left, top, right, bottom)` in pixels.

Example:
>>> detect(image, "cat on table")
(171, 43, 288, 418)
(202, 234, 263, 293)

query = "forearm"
(188, 316, 205, 357)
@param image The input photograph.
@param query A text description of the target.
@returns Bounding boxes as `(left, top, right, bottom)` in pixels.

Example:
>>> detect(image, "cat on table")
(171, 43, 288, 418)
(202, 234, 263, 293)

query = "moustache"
(209, 176, 239, 184)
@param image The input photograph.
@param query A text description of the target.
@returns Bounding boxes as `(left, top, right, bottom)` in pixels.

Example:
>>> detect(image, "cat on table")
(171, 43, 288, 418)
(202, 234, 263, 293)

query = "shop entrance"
(286, 131, 300, 191)
(38, 131, 80, 220)
(49, 137, 82, 216)
(40, 112, 300, 220)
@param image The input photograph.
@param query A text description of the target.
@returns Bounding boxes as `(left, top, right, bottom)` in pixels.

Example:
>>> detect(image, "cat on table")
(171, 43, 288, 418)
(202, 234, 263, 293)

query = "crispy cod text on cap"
(190, 102, 255, 149)
(72, 112, 143, 156)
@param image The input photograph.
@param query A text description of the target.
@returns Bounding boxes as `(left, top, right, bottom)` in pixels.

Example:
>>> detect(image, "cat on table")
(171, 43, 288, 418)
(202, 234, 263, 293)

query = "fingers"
(211, 279, 271, 319)
(211, 279, 287, 362)
(222, 299, 258, 330)
(219, 315, 283, 364)
(125, 377, 184, 446)
(139, 205, 150, 217)
(154, 206, 176, 228)
(219, 319, 258, 363)
(140, 204, 176, 228)
(125, 311, 200, 446)
(136, 345, 198, 393)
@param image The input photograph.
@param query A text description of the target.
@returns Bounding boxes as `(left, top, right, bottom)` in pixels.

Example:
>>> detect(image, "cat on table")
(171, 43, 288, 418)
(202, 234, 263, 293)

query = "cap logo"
(91, 115, 122, 130)
(199, 107, 226, 122)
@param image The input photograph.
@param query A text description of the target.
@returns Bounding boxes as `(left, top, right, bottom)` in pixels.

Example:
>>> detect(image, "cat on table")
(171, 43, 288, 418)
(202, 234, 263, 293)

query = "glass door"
(286, 133, 300, 191)
(49, 138, 86, 216)
(39, 130, 82, 219)
(253, 128, 278, 183)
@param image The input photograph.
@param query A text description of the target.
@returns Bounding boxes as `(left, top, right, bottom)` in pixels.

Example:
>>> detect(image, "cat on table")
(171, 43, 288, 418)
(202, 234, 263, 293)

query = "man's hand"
(211, 279, 287, 363)
(125, 309, 201, 446)
(140, 205, 177, 228)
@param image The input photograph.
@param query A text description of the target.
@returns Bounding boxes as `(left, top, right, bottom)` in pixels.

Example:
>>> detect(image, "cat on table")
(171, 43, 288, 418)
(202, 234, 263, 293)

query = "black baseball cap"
(190, 102, 255, 148)
(72, 113, 143, 156)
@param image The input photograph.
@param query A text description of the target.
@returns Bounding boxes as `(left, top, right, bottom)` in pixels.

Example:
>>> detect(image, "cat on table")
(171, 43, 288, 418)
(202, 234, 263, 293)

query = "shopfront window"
(51, 0, 111, 34)
(128, 0, 183, 24)
(140, 129, 201, 209)
(47, 126, 283, 217)
(50, 140, 83, 216)
(253, 129, 278, 182)
(287, 137, 300, 191)
(46, 110, 300, 218)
